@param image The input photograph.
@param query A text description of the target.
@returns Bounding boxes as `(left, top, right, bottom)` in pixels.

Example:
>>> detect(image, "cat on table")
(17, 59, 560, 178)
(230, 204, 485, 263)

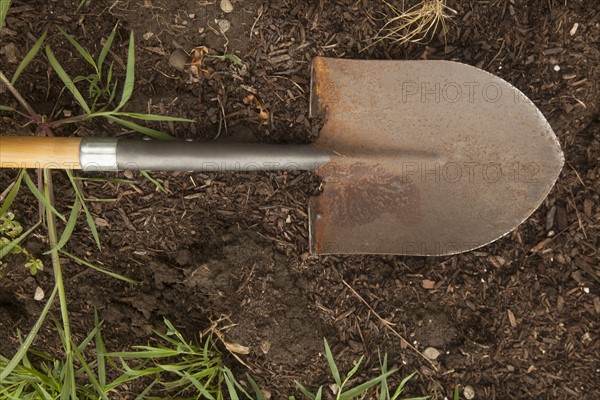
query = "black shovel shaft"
(116, 140, 333, 172)
(80, 138, 334, 172)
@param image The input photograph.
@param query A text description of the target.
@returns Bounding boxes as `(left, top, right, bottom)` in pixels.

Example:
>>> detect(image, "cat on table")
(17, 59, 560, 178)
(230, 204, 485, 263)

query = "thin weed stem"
(0, 71, 41, 123)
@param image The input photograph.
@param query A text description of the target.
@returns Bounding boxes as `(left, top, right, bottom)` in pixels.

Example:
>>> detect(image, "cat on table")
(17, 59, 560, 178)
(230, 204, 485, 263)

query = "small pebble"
(216, 18, 231, 33)
(553, 65, 561, 72)
(260, 340, 271, 354)
(423, 347, 441, 360)
(464, 385, 476, 399)
(570, 22, 579, 36)
(169, 49, 188, 72)
(34, 286, 44, 301)
(3, 43, 18, 64)
(220, 0, 234, 13)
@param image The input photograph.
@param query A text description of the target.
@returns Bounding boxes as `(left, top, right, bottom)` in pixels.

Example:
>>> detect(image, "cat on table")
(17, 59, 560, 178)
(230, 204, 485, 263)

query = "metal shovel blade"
(308, 57, 564, 256)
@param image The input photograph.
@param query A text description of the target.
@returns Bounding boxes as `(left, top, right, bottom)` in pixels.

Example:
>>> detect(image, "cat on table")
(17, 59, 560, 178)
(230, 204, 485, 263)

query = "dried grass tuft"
(370, 0, 456, 47)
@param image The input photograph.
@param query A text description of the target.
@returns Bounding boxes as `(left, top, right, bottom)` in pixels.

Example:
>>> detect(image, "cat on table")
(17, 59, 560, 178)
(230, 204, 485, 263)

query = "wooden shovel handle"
(0, 136, 82, 169)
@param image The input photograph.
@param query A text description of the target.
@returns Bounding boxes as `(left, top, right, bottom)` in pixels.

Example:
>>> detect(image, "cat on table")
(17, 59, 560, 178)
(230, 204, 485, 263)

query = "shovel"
(0, 57, 564, 256)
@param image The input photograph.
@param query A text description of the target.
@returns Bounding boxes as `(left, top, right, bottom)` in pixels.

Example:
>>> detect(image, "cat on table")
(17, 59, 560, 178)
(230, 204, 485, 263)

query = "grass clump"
(0, 25, 190, 140)
(292, 339, 428, 400)
(0, 316, 230, 399)
(1, 324, 427, 399)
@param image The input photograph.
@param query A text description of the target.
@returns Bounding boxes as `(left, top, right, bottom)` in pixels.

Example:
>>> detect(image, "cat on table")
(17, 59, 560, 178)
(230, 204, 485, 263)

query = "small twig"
(568, 187, 587, 239)
(342, 279, 439, 371)
(250, 5, 264, 40)
(215, 90, 227, 140)
(266, 75, 305, 94)
(207, 21, 230, 52)
(486, 39, 506, 69)
(568, 163, 586, 187)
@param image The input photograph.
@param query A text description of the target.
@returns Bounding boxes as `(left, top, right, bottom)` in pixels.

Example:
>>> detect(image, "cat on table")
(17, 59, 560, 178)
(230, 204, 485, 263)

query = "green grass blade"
(247, 374, 267, 400)
(60, 250, 140, 284)
(140, 170, 166, 193)
(45, 46, 91, 114)
(0, 0, 11, 30)
(222, 368, 240, 400)
(45, 196, 80, 254)
(79, 109, 183, 124)
(112, 112, 193, 122)
(295, 382, 317, 400)
(98, 27, 116, 74)
(339, 369, 396, 400)
(380, 354, 390, 400)
(57, 27, 98, 73)
(323, 338, 341, 387)
(94, 311, 107, 388)
(390, 372, 417, 400)
(0, 284, 58, 380)
(182, 371, 215, 399)
(65, 170, 101, 249)
(315, 386, 323, 400)
(0, 169, 25, 216)
(43, 169, 73, 388)
(72, 176, 135, 184)
(0, 105, 14, 111)
(223, 367, 253, 399)
(133, 381, 156, 400)
(208, 53, 244, 66)
(60, 353, 76, 400)
(11, 30, 47, 84)
(22, 171, 67, 223)
(340, 356, 364, 388)
(107, 348, 180, 359)
(75, 326, 98, 357)
(107, 115, 176, 140)
(107, 72, 118, 106)
(116, 31, 135, 111)
(80, 195, 100, 249)
(72, 340, 110, 400)
(0, 221, 40, 259)
(34, 383, 55, 400)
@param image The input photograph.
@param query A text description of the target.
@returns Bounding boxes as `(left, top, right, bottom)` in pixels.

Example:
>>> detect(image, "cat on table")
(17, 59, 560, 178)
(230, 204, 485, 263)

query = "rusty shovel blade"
(308, 57, 564, 256)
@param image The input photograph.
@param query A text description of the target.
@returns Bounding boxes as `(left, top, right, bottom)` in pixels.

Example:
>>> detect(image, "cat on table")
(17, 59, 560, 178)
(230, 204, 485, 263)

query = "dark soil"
(1, 0, 599, 399)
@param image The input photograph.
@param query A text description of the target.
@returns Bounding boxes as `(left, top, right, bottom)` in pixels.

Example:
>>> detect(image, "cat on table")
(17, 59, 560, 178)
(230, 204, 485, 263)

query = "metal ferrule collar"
(79, 138, 119, 171)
